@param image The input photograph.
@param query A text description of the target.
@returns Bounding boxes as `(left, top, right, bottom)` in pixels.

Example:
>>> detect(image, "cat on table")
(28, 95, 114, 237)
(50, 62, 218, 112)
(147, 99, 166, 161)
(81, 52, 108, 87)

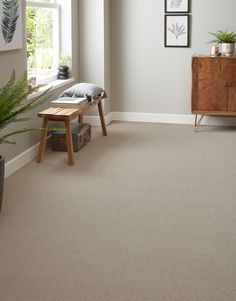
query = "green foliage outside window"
(26, 6, 54, 74)
(26, 8, 36, 60)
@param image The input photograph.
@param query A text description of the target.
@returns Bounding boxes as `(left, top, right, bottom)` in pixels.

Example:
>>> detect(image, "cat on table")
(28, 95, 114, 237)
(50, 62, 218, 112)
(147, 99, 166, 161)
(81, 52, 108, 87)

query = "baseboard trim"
(112, 111, 236, 126)
(5, 143, 39, 178)
(5, 111, 236, 178)
(112, 112, 195, 124)
(83, 112, 113, 126)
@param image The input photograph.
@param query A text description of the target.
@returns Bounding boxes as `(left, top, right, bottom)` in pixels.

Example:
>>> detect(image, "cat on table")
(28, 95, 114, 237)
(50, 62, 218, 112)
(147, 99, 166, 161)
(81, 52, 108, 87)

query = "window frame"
(26, 1, 61, 84)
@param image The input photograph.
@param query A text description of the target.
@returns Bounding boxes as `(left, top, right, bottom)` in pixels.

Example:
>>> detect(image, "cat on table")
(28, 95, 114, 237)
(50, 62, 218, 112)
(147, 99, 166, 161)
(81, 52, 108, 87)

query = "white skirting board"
(5, 112, 236, 178)
(82, 112, 113, 126)
(112, 112, 195, 124)
(111, 112, 236, 126)
(5, 143, 40, 178)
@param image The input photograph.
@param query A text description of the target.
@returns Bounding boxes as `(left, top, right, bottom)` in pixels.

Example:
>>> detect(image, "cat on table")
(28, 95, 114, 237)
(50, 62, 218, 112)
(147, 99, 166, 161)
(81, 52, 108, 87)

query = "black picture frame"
(0, 0, 23, 51)
(164, 14, 190, 47)
(165, 0, 190, 13)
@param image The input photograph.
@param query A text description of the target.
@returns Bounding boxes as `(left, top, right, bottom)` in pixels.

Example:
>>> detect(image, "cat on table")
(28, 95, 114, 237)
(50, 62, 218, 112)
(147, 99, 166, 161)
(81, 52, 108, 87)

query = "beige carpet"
(0, 121, 236, 301)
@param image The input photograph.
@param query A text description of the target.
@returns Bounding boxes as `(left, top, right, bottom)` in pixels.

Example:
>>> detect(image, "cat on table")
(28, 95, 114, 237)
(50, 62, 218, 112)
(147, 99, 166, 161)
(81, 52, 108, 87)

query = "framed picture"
(0, 0, 22, 51)
(164, 14, 189, 47)
(165, 0, 190, 13)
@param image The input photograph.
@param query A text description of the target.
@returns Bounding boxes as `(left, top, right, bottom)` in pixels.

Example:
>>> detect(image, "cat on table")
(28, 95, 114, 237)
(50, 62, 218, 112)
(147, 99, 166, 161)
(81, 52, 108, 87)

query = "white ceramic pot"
(221, 43, 235, 56)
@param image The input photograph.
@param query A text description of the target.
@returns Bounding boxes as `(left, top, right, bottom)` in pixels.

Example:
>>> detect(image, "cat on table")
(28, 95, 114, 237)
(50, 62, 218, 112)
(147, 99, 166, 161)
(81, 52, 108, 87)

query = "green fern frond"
(208, 29, 236, 43)
(0, 70, 52, 144)
(0, 70, 16, 101)
(0, 128, 42, 144)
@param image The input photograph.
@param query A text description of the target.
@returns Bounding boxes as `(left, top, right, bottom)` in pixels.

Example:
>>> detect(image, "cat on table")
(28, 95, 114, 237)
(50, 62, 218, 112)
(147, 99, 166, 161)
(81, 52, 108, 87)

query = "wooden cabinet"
(192, 56, 236, 130)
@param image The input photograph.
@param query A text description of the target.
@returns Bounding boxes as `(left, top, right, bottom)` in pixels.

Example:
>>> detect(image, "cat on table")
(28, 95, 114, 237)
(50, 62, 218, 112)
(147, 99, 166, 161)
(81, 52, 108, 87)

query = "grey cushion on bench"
(59, 83, 107, 104)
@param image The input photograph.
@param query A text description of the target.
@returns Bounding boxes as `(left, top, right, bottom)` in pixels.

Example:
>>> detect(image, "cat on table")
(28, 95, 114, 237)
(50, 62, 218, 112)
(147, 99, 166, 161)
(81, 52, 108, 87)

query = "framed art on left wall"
(0, 0, 22, 51)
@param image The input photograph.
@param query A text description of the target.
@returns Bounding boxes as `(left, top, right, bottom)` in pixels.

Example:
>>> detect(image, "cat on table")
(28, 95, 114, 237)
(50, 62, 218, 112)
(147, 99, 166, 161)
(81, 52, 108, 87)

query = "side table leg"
(194, 114, 204, 132)
(37, 117, 49, 163)
(65, 119, 74, 166)
(97, 100, 107, 136)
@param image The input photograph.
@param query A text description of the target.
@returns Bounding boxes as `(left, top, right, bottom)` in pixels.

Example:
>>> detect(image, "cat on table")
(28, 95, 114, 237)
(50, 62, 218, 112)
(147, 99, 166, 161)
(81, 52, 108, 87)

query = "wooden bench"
(37, 97, 107, 166)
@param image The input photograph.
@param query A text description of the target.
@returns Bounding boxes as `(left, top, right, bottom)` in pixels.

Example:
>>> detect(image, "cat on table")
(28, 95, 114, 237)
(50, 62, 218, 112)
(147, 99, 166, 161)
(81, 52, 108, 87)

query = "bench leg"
(97, 101, 107, 136)
(78, 114, 83, 124)
(65, 119, 74, 166)
(37, 117, 49, 163)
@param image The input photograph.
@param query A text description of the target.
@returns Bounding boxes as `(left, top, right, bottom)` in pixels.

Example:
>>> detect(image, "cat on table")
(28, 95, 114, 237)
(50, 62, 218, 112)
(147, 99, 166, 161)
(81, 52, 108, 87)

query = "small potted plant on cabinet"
(208, 29, 236, 56)
(0, 71, 51, 212)
(58, 54, 71, 80)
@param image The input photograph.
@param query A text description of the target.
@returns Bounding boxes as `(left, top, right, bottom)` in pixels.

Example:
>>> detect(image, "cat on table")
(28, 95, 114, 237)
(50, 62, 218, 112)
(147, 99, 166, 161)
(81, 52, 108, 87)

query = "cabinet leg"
(194, 114, 204, 132)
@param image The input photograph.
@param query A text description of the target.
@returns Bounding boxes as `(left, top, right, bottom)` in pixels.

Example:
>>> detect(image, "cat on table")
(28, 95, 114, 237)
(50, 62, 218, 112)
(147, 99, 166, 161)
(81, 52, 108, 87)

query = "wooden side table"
(37, 97, 107, 165)
(192, 55, 236, 131)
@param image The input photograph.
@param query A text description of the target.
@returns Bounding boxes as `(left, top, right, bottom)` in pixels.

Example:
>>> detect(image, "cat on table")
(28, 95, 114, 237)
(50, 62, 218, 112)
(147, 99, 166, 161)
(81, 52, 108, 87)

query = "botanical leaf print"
(170, 0, 182, 8)
(1, 0, 19, 43)
(168, 23, 186, 39)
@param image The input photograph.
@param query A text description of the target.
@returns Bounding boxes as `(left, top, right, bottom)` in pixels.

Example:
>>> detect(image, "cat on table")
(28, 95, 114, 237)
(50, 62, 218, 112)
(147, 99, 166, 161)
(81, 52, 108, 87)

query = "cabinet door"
(192, 57, 227, 112)
(222, 58, 236, 111)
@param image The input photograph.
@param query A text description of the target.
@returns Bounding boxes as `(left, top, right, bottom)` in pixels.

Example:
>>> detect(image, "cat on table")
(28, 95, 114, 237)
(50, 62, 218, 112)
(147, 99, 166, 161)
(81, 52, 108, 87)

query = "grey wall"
(110, 0, 236, 114)
(78, 0, 111, 116)
(0, 0, 79, 162)
(71, 0, 79, 82)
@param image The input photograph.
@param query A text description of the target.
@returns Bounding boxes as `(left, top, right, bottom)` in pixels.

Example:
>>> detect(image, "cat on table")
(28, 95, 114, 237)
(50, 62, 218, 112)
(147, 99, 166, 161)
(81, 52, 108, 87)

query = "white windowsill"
(27, 77, 75, 101)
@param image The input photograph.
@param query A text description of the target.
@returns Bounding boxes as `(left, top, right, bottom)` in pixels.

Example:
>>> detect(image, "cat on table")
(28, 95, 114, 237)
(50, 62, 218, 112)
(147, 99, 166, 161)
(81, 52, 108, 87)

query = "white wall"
(110, 0, 236, 115)
(104, 0, 111, 115)
(78, 0, 111, 115)
(79, 0, 104, 86)
(71, 0, 79, 81)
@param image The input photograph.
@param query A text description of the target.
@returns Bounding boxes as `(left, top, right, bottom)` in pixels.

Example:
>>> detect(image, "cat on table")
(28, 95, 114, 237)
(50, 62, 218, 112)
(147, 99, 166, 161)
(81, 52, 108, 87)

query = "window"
(26, 0, 60, 84)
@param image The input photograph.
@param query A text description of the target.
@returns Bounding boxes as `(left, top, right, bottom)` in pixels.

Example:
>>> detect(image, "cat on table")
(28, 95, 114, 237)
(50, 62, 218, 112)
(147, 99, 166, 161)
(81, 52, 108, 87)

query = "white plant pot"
(221, 43, 235, 56)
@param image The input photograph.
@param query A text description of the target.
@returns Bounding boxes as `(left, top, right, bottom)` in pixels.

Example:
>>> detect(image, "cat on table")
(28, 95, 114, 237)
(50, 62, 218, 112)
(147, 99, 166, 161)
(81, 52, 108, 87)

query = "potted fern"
(0, 70, 51, 212)
(208, 29, 236, 56)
